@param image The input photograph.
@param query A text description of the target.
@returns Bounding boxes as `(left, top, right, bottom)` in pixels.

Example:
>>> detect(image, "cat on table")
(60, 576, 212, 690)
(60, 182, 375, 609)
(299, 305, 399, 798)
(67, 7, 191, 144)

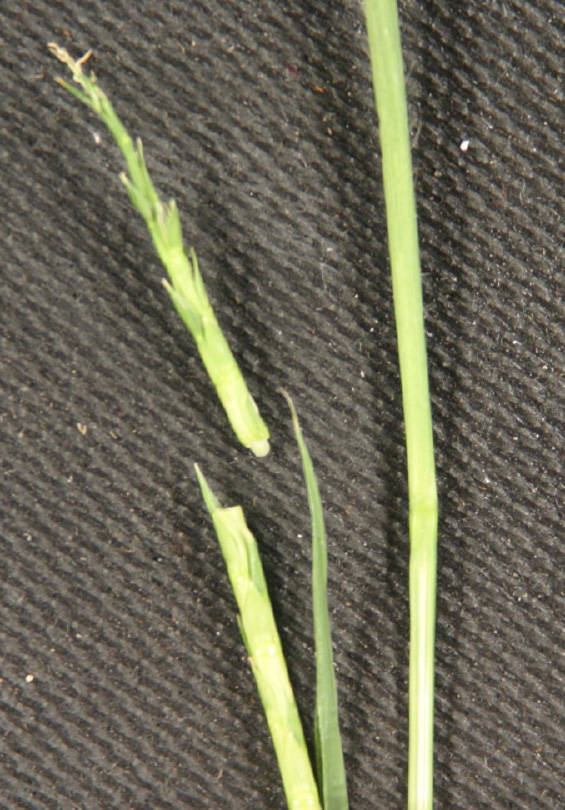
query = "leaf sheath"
(195, 466, 322, 810)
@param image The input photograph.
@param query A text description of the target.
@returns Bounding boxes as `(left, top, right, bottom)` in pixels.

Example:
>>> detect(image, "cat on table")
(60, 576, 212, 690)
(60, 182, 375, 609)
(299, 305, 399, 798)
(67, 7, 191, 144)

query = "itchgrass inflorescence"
(48, 44, 270, 458)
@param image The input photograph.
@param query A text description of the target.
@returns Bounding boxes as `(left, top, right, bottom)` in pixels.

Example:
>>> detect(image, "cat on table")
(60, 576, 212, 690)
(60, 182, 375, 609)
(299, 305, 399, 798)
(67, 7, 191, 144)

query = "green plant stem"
(363, 3, 438, 809)
(195, 466, 322, 810)
(48, 44, 270, 457)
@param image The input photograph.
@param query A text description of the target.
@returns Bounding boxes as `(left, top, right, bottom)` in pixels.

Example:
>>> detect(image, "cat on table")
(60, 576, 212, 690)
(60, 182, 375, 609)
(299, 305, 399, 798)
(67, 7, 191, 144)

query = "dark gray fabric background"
(2, 1, 563, 808)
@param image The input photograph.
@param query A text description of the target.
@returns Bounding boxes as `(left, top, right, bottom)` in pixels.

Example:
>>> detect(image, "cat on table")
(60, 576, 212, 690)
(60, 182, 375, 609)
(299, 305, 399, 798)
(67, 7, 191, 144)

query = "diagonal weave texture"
(2, 1, 563, 808)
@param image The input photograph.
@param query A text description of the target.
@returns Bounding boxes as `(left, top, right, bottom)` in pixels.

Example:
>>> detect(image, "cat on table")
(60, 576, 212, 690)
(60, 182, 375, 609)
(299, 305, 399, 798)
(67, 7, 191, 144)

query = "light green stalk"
(363, 3, 438, 809)
(48, 44, 270, 457)
(284, 392, 348, 810)
(195, 465, 322, 810)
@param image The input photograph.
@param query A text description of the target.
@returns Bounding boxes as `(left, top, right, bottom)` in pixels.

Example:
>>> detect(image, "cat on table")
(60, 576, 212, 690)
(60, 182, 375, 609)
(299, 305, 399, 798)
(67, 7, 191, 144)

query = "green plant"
(49, 0, 438, 802)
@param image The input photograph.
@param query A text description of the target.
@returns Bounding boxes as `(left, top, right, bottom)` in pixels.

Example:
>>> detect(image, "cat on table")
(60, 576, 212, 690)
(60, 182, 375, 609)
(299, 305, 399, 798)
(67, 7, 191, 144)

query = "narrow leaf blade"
(283, 392, 349, 810)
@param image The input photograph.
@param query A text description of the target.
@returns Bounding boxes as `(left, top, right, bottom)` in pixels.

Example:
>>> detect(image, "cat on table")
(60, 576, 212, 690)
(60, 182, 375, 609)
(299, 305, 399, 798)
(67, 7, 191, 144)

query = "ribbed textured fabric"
(2, 1, 562, 807)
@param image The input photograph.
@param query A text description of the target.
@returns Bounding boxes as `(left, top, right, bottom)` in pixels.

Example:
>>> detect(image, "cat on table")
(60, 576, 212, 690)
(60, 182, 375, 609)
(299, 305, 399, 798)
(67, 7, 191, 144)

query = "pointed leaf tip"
(194, 464, 221, 515)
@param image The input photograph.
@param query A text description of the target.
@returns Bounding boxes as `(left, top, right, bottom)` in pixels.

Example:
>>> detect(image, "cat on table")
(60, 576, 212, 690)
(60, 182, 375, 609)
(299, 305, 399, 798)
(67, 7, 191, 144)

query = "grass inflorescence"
(48, 43, 270, 458)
